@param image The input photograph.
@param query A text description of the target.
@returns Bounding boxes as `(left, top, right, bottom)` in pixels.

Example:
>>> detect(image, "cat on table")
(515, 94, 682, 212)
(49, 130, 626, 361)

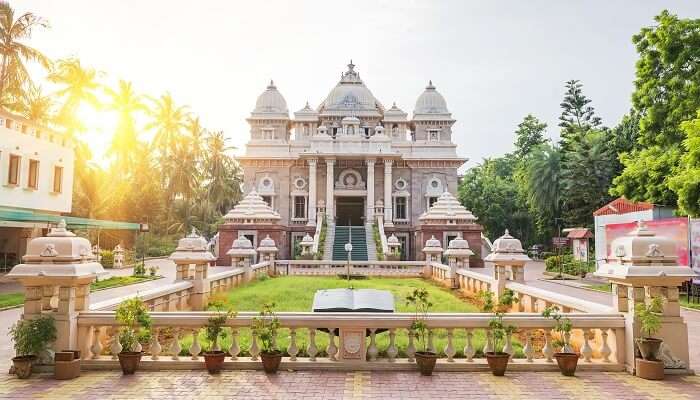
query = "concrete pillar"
(326, 158, 335, 224)
(242, 257, 253, 283)
(55, 286, 78, 351)
(383, 159, 393, 226)
(308, 158, 317, 226)
(366, 158, 375, 225)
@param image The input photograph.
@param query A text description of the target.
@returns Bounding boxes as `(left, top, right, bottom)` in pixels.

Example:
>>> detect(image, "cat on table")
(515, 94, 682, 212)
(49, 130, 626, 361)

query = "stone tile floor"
(1, 370, 699, 399)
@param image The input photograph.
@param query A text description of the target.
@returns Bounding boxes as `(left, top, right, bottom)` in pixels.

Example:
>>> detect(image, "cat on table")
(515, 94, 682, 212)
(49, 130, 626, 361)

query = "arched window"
(392, 124, 399, 138)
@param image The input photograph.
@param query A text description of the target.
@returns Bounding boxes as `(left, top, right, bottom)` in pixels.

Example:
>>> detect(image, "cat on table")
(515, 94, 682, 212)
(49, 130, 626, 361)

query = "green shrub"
(10, 315, 56, 357)
(545, 254, 595, 276)
(115, 298, 151, 352)
(100, 250, 114, 268)
(133, 262, 146, 277)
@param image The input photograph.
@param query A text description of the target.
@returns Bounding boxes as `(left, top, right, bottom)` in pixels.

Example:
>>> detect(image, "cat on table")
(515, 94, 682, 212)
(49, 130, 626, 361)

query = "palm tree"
(204, 130, 242, 214)
(524, 143, 562, 237)
(48, 58, 102, 137)
(146, 92, 189, 160)
(185, 116, 205, 165)
(0, 2, 51, 108)
(105, 80, 148, 172)
(21, 83, 53, 124)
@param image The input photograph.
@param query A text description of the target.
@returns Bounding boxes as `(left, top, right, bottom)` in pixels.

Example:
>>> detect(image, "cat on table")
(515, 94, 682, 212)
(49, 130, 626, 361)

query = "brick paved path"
(1, 370, 699, 399)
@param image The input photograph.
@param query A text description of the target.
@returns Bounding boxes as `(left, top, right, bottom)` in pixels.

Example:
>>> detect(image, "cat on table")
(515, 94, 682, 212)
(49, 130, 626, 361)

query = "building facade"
(0, 109, 74, 271)
(219, 62, 482, 263)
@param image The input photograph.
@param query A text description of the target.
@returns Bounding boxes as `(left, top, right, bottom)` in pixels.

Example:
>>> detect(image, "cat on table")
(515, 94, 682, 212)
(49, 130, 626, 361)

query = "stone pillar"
(24, 286, 43, 318)
(242, 257, 253, 283)
(366, 158, 375, 226)
(494, 264, 507, 298)
(383, 159, 393, 226)
(55, 286, 78, 351)
(191, 262, 211, 310)
(308, 158, 317, 226)
(326, 158, 335, 224)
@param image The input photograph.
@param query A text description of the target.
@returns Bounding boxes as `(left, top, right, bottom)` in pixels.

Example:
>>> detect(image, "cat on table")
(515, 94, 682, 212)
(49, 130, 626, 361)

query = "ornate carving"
(614, 245, 626, 258)
(336, 169, 365, 190)
(646, 243, 664, 257)
(341, 329, 365, 360)
(40, 243, 58, 257)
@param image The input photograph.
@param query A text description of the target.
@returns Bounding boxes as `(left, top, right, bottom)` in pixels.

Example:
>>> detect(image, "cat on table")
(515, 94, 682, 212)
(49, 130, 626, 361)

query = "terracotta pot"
(415, 351, 438, 376)
(635, 338, 662, 361)
(12, 355, 36, 379)
(260, 351, 283, 374)
(117, 352, 142, 375)
(636, 358, 665, 380)
(203, 351, 226, 374)
(554, 352, 580, 376)
(485, 352, 510, 376)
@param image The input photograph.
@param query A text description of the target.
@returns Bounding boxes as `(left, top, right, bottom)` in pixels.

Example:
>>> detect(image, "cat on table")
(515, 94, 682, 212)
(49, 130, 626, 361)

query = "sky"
(18, 0, 700, 168)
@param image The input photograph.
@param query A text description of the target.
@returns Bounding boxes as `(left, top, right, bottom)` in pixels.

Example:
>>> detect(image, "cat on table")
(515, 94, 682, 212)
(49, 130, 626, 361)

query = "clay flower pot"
(203, 351, 226, 374)
(635, 338, 662, 361)
(12, 355, 36, 379)
(636, 358, 665, 380)
(260, 351, 283, 374)
(553, 352, 580, 376)
(485, 352, 510, 376)
(415, 351, 438, 376)
(117, 351, 143, 375)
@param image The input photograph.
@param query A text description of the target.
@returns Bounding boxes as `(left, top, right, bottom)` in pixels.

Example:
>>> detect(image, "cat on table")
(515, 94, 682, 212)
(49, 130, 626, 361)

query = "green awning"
(0, 209, 139, 230)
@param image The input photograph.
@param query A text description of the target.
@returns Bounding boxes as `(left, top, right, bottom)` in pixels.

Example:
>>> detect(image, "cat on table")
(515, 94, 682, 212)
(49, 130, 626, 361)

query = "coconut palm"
(0, 2, 51, 108)
(105, 80, 148, 172)
(146, 92, 189, 160)
(21, 83, 53, 125)
(523, 143, 562, 236)
(48, 58, 102, 137)
(204, 130, 242, 214)
(185, 116, 206, 165)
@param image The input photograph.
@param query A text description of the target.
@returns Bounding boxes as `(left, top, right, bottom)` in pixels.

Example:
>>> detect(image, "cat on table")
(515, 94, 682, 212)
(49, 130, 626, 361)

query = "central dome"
(318, 61, 383, 115)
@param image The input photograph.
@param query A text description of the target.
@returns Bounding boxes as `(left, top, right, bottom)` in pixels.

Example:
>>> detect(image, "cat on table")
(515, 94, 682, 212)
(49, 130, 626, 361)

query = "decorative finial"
(504, 229, 510, 236)
(427, 80, 435, 89)
(58, 219, 66, 229)
(268, 80, 276, 89)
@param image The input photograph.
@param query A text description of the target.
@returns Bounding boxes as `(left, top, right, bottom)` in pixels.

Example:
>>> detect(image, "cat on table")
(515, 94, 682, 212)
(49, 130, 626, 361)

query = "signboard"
(605, 217, 689, 266)
(552, 237, 568, 248)
(572, 239, 588, 262)
(691, 219, 700, 275)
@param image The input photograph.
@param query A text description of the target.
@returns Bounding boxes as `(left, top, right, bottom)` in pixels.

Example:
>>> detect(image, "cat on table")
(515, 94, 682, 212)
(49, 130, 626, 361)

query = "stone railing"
(455, 268, 612, 314)
(311, 213, 324, 255)
(90, 281, 195, 312)
(376, 214, 389, 255)
(430, 262, 451, 284)
(208, 268, 246, 294)
(75, 311, 626, 372)
(274, 260, 424, 277)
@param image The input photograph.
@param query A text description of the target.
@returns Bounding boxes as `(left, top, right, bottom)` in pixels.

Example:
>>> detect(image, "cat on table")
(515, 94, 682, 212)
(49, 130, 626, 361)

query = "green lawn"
(0, 293, 24, 309)
(91, 275, 160, 291)
(175, 276, 526, 359)
(587, 283, 612, 293)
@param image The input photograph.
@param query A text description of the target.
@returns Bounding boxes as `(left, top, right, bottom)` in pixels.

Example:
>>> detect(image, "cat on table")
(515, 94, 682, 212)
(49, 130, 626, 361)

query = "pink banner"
(605, 217, 689, 266)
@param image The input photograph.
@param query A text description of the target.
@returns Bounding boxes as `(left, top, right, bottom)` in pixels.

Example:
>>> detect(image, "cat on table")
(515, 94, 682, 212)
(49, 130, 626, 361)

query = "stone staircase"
(332, 226, 368, 261)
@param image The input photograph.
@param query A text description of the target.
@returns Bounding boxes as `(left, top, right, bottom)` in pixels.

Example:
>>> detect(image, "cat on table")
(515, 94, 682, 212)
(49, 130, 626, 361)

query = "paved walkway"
(1, 370, 699, 399)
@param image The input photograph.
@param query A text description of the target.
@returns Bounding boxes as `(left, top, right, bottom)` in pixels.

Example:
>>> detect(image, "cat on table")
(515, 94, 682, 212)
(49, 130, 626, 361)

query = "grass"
(90, 275, 161, 291)
(0, 292, 24, 309)
(587, 283, 612, 293)
(174, 276, 527, 359)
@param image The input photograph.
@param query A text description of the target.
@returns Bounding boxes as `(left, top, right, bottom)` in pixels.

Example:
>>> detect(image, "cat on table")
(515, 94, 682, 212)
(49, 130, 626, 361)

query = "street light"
(345, 241, 353, 283)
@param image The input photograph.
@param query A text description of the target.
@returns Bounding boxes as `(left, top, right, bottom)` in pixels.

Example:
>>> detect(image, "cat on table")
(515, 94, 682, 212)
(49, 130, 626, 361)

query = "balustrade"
(76, 311, 625, 371)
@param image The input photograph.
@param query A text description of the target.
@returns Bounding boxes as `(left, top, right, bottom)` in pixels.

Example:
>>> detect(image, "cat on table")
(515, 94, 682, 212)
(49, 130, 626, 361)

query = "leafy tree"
(669, 110, 700, 216)
(0, 1, 50, 109)
(561, 130, 617, 227)
(613, 11, 700, 205)
(523, 143, 562, 238)
(514, 114, 548, 158)
(558, 79, 602, 151)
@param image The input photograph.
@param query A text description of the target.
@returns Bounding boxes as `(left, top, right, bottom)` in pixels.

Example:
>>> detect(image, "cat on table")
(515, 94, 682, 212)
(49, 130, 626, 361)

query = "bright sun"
(75, 104, 118, 165)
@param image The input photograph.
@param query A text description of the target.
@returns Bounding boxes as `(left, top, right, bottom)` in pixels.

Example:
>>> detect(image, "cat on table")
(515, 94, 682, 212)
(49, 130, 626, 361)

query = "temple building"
(218, 62, 482, 264)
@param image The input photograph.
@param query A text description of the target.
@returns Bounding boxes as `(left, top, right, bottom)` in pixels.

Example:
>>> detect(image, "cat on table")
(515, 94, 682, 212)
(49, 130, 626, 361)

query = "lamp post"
(139, 222, 149, 269)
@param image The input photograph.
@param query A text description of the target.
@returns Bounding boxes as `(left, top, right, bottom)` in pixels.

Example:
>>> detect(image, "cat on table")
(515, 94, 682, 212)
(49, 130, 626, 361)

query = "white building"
(0, 109, 74, 271)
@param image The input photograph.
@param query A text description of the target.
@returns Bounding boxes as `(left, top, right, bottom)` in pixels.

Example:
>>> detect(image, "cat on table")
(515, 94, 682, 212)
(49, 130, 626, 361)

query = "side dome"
(252, 80, 289, 118)
(413, 81, 451, 119)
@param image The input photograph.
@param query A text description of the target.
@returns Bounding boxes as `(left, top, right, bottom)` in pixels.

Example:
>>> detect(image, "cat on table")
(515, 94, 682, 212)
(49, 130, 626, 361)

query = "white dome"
(252, 81, 289, 117)
(318, 62, 383, 115)
(414, 81, 450, 117)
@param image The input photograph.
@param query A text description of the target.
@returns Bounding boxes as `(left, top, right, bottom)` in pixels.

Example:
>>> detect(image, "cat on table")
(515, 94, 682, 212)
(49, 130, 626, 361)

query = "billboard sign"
(605, 217, 689, 266)
(691, 219, 700, 275)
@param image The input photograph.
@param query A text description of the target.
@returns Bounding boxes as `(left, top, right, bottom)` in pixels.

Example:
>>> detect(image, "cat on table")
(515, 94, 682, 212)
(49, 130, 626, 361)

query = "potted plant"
(480, 289, 518, 376)
(635, 296, 665, 380)
(406, 288, 437, 375)
(202, 300, 235, 374)
(115, 298, 151, 375)
(251, 302, 282, 373)
(542, 305, 579, 376)
(9, 315, 57, 379)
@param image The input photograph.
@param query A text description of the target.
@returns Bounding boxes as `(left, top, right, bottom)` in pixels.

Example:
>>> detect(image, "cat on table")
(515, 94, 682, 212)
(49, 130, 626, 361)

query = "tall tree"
(669, 110, 700, 216)
(0, 1, 50, 109)
(558, 79, 602, 152)
(21, 82, 52, 124)
(613, 11, 700, 206)
(48, 58, 102, 137)
(561, 130, 617, 227)
(523, 143, 562, 237)
(514, 114, 548, 158)
(204, 130, 241, 215)
(146, 92, 189, 160)
(105, 80, 148, 171)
